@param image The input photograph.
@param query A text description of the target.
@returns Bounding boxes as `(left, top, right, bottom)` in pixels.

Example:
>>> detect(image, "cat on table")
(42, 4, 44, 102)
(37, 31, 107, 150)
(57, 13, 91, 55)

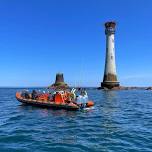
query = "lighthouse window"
(111, 56, 113, 59)
(112, 39, 114, 43)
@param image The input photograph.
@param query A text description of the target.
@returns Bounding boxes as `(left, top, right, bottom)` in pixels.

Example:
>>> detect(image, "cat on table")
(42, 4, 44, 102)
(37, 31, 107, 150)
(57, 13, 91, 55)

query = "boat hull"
(16, 92, 82, 110)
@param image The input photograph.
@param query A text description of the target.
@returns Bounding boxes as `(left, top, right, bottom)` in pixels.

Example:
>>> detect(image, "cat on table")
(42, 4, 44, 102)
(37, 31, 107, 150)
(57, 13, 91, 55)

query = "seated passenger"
(21, 90, 30, 99)
(48, 93, 53, 101)
(31, 90, 38, 100)
(54, 92, 64, 104)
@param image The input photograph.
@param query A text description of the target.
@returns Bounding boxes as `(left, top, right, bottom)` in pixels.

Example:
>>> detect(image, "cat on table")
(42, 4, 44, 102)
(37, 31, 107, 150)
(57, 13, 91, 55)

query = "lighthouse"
(101, 21, 120, 89)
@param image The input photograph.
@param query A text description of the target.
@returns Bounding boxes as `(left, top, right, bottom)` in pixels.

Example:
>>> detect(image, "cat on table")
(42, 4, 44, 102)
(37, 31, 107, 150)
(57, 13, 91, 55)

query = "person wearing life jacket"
(54, 90, 66, 104)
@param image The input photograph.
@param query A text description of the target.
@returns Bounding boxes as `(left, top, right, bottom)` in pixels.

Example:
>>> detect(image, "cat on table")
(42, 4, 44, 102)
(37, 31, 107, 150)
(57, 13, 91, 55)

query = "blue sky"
(0, 0, 152, 87)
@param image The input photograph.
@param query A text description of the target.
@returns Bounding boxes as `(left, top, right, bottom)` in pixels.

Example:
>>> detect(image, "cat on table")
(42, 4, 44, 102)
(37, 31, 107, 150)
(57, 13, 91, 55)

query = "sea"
(0, 88, 152, 152)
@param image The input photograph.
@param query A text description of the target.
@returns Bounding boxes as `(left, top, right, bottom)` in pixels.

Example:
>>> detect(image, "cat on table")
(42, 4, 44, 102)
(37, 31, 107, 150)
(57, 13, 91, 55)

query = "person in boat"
(21, 90, 30, 99)
(71, 88, 76, 100)
(67, 88, 76, 102)
(31, 90, 38, 100)
(47, 91, 53, 101)
(76, 89, 88, 106)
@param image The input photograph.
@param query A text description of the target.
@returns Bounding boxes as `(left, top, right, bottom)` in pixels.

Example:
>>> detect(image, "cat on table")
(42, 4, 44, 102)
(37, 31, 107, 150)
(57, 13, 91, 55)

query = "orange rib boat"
(16, 92, 94, 111)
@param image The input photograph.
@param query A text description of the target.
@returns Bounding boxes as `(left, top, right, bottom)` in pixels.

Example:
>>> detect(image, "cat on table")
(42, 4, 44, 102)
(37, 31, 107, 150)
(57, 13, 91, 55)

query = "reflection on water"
(19, 104, 78, 118)
(101, 91, 120, 136)
(103, 90, 117, 101)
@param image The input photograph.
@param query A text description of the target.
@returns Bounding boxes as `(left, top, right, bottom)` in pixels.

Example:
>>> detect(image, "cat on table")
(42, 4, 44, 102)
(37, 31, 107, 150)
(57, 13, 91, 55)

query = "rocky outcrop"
(98, 86, 152, 90)
(146, 87, 152, 90)
(48, 73, 69, 89)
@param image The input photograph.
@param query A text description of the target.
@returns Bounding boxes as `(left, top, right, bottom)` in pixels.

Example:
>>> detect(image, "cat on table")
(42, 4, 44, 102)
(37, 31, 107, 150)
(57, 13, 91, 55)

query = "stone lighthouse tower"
(101, 21, 120, 89)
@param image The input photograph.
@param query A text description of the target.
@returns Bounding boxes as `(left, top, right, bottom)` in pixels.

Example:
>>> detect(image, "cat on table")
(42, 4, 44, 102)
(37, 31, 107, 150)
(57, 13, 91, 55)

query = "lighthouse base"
(101, 81, 120, 89)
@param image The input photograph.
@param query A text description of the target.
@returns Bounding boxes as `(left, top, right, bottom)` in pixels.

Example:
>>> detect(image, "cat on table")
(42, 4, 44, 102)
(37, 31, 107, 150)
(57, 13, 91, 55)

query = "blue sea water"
(0, 88, 152, 152)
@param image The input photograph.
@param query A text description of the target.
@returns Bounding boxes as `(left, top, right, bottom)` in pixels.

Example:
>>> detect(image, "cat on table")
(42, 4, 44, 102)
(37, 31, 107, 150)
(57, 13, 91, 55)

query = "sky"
(0, 0, 152, 87)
